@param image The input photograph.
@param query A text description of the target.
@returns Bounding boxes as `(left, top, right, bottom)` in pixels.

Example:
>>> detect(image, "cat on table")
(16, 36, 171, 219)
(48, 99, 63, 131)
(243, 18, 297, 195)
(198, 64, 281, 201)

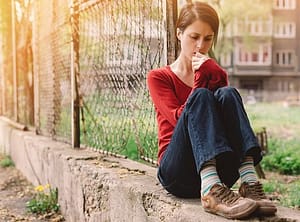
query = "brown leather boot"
(201, 184, 257, 219)
(239, 181, 277, 216)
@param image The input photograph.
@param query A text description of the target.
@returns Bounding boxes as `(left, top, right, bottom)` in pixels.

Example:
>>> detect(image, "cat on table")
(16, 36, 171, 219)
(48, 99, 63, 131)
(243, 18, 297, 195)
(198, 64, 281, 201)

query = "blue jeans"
(157, 87, 262, 198)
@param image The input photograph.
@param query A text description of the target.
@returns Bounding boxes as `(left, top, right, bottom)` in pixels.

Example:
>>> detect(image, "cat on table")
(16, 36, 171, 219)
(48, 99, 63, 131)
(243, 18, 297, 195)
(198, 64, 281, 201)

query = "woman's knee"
(187, 88, 214, 106)
(215, 86, 235, 96)
(190, 88, 213, 100)
(214, 86, 241, 101)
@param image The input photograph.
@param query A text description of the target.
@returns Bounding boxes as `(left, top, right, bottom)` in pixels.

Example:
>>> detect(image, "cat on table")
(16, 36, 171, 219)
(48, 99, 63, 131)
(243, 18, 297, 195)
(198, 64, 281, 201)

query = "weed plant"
(261, 138, 300, 175)
(0, 155, 14, 167)
(26, 184, 60, 214)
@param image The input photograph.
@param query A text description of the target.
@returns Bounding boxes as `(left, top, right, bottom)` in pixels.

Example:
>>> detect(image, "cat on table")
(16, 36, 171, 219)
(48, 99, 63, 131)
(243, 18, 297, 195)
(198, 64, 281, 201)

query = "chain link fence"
(77, 0, 166, 161)
(0, 0, 174, 163)
(32, 0, 72, 141)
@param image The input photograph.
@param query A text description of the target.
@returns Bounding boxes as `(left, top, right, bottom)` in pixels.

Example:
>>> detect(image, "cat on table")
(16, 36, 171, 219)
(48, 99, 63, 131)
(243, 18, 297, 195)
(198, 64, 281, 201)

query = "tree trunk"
(0, 1, 13, 116)
(15, 0, 34, 125)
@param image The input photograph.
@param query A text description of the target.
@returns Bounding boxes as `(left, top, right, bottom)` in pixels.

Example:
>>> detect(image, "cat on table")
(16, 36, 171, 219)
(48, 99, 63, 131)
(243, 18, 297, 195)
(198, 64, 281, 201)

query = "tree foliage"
(198, 0, 273, 60)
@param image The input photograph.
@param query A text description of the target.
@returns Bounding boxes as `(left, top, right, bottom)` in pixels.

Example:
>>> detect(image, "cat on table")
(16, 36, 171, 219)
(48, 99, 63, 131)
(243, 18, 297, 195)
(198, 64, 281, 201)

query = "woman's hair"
(176, 2, 219, 58)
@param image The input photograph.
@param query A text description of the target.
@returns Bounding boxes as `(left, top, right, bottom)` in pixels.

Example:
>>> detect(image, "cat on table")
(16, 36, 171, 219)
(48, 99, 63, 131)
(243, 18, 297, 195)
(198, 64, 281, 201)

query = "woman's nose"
(196, 39, 203, 50)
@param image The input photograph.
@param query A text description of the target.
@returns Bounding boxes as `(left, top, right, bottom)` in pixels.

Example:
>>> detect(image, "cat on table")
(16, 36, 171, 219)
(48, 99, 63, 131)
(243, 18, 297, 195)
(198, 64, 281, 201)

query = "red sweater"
(147, 59, 228, 163)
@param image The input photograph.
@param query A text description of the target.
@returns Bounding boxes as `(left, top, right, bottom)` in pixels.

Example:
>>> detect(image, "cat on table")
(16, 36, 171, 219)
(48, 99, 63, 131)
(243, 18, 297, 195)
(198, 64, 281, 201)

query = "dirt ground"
(0, 155, 64, 222)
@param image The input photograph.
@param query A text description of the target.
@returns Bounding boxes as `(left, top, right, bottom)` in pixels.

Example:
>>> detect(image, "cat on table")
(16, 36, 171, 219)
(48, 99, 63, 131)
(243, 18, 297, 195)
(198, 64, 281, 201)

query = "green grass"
(123, 136, 139, 160)
(0, 155, 14, 168)
(245, 102, 300, 208)
(245, 102, 300, 175)
(80, 91, 158, 160)
(245, 102, 300, 138)
(263, 180, 285, 193)
(263, 177, 300, 208)
(261, 138, 300, 175)
(285, 181, 300, 208)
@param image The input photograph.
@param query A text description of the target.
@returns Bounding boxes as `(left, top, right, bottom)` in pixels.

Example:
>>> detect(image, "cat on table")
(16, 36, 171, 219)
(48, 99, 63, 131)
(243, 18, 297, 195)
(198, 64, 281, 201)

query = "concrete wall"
(0, 118, 300, 222)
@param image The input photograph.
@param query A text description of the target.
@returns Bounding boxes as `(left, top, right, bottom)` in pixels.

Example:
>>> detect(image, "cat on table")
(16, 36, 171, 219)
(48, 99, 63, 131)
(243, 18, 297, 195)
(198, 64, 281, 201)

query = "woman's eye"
(190, 36, 198, 39)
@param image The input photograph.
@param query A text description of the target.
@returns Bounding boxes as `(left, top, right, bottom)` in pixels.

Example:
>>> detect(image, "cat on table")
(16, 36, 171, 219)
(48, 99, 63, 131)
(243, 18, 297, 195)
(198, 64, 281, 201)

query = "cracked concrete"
(0, 118, 300, 222)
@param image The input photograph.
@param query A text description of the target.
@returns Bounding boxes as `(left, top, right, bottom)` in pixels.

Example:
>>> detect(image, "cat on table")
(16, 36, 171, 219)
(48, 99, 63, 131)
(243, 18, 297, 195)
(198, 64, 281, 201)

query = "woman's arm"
(193, 57, 228, 91)
(147, 69, 185, 127)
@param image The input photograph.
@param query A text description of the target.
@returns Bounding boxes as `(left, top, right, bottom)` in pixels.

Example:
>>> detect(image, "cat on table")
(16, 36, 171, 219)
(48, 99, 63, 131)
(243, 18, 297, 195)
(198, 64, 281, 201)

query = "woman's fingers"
(192, 53, 209, 72)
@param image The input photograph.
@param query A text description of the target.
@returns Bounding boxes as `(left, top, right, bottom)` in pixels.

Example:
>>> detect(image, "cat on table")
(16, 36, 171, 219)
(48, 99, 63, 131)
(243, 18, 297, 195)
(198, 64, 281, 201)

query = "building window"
(252, 53, 259, 62)
(278, 81, 294, 92)
(274, 0, 296, 9)
(274, 22, 296, 38)
(234, 19, 272, 36)
(274, 51, 294, 66)
(263, 46, 269, 62)
(236, 43, 271, 65)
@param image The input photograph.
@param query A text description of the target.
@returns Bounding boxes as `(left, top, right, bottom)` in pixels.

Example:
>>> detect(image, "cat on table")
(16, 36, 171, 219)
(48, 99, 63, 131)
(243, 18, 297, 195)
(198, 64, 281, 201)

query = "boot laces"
(212, 185, 240, 204)
(246, 182, 266, 199)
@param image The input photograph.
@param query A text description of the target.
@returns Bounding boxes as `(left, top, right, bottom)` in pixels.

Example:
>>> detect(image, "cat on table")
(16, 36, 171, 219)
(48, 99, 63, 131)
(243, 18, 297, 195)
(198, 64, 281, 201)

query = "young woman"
(147, 2, 276, 220)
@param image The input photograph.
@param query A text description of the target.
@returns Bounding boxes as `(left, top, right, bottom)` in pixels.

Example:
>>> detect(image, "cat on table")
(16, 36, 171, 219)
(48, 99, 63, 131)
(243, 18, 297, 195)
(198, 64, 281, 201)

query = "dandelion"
(27, 184, 60, 214)
(34, 185, 44, 192)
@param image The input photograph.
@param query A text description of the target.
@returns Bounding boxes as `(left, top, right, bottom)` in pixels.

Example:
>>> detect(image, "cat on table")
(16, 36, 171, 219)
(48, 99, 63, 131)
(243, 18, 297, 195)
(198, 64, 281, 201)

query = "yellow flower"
(34, 185, 44, 192)
(45, 184, 50, 189)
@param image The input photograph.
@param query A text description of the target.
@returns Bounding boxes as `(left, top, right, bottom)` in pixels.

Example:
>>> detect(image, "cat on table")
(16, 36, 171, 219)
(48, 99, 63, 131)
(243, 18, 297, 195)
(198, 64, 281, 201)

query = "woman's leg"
(158, 88, 259, 219)
(158, 88, 232, 198)
(213, 86, 262, 165)
(214, 87, 276, 215)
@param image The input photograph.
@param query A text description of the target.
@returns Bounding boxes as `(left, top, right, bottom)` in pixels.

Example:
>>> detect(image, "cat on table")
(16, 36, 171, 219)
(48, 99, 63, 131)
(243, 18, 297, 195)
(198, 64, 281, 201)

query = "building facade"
(223, 0, 300, 101)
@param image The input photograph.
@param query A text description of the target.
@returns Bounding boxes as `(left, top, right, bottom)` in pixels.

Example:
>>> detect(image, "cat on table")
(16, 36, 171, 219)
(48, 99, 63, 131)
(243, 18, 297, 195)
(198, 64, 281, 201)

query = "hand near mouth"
(192, 52, 210, 72)
(192, 55, 228, 92)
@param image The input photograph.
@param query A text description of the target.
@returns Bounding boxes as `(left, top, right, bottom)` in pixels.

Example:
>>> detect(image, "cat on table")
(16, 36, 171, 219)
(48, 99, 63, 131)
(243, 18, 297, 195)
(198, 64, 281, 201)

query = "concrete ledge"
(0, 118, 299, 222)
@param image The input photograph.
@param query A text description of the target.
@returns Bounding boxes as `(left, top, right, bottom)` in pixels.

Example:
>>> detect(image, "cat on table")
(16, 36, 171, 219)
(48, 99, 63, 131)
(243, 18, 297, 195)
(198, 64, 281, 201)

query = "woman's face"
(177, 19, 214, 59)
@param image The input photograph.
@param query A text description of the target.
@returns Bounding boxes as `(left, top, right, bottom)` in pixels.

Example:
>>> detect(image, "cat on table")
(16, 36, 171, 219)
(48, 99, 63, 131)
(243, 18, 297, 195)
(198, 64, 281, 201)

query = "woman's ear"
(176, 28, 182, 41)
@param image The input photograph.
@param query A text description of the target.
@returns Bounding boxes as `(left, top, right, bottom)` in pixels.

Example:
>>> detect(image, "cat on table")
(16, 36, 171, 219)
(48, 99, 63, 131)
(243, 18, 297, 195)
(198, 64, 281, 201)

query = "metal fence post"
(166, 0, 178, 64)
(70, 0, 80, 148)
(0, 52, 5, 116)
(11, 0, 18, 122)
(32, 0, 40, 132)
(0, 69, 4, 115)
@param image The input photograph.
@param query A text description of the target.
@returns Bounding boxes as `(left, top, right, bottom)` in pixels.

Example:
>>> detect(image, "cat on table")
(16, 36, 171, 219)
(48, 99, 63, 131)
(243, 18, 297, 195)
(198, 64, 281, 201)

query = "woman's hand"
(192, 52, 209, 72)
(193, 58, 228, 91)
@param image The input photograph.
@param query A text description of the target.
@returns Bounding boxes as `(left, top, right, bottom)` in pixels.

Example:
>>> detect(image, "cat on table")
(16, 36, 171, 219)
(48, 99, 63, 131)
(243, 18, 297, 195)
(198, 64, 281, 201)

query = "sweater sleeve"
(147, 69, 184, 127)
(193, 59, 228, 91)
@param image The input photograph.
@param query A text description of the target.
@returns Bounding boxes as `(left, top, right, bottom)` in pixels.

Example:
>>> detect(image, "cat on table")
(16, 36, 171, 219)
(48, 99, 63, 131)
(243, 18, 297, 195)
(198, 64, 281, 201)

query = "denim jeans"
(157, 87, 262, 198)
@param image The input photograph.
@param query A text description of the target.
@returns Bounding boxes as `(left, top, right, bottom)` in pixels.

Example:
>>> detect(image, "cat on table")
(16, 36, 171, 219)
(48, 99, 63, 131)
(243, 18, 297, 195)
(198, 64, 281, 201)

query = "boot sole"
(203, 201, 258, 219)
(256, 206, 277, 216)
